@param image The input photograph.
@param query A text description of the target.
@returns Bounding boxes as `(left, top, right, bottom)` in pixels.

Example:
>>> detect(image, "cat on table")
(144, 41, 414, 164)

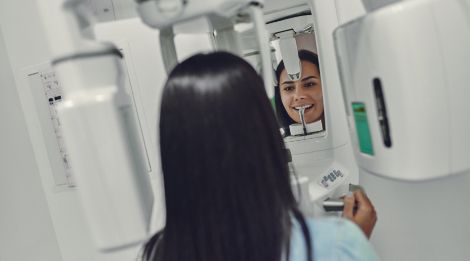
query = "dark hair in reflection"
(142, 52, 312, 261)
(274, 50, 320, 136)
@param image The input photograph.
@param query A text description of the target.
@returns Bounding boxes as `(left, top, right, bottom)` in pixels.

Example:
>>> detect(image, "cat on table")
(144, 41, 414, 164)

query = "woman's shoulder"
(292, 217, 380, 261)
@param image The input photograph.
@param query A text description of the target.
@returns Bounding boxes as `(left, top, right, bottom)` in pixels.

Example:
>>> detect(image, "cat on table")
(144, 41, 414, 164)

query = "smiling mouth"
(293, 104, 314, 111)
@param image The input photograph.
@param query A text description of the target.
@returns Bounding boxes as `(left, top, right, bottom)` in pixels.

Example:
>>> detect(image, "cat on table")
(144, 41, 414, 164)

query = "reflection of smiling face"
(279, 60, 324, 124)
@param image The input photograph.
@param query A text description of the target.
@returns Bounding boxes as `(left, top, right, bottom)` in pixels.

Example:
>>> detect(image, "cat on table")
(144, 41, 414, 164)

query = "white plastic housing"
(361, 0, 403, 12)
(266, 14, 315, 80)
(334, 0, 470, 181)
(137, 0, 262, 29)
(37, 0, 155, 250)
(54, 54, 154, 250)
(277, 31, 302, 80)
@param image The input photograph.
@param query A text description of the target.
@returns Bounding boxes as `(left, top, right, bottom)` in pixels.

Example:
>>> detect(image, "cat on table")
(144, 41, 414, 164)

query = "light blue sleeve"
(333, 218, 380, 261)
(304, 218, 380, 261)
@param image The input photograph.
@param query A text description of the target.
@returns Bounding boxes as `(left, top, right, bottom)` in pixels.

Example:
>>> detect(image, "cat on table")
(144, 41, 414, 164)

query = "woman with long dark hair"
(142, 51, 378, 261)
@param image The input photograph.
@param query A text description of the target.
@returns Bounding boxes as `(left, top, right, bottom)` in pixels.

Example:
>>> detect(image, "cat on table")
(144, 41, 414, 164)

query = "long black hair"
(142, 51, 312, 261)
(274, 50, 321, 136)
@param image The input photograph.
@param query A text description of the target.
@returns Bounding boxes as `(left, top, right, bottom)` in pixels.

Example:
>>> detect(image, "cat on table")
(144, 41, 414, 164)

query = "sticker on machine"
(317, 168, 348, 189)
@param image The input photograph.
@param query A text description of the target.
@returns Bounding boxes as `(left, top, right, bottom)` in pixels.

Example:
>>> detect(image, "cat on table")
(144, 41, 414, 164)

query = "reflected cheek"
(280, 94, 292, 111)
(311, 89, 323, 101)
(281, 94, 299, 120)
(314, 93, 324, 107)
(317, 102, 324, 112)
(316, 96, 324, 113)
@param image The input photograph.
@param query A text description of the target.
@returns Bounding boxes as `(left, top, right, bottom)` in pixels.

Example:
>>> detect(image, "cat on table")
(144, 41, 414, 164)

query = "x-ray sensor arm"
(266, 14, 315, 83)
(137, 0, 255, 28)
(276, 31, 301, 81)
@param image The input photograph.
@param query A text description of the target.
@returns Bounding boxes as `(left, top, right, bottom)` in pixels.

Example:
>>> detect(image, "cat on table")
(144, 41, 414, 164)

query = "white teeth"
(294, 105, 313, 110)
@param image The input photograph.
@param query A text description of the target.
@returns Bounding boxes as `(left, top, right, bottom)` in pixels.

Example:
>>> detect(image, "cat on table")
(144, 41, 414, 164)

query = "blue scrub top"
(288, 217, 380, 261)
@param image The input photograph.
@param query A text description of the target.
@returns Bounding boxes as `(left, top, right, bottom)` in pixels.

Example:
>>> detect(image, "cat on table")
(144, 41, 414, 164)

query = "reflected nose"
(294, 87, 307, 101)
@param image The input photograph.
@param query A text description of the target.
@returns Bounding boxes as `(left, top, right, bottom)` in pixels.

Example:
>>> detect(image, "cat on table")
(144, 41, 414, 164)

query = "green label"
(352, 102, 374, 155)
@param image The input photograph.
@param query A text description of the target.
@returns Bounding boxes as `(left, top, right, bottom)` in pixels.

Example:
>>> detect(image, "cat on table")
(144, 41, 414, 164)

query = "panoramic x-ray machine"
(36, 0, 358, 252)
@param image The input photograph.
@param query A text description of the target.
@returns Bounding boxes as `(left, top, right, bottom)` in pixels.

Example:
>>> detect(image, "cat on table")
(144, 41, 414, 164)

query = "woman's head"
(154, 51, 302, 261)
(274, 50, 324, 134)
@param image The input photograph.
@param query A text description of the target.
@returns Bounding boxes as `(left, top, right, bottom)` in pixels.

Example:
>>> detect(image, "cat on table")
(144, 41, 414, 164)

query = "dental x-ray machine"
(36, 0, 359, 254)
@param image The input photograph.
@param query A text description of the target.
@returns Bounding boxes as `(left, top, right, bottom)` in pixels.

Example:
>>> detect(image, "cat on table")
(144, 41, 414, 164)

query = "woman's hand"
(342, 189, 377, 239)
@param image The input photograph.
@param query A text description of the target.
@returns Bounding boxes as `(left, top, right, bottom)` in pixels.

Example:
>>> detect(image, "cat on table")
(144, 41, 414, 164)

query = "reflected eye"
(283, 86, 295, 92)
(304, 82, 317, 88)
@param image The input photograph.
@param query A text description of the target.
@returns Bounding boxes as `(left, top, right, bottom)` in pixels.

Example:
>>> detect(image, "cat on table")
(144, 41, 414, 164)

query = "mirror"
(271, 31, 325, 137)
(234, 12, 326, 137)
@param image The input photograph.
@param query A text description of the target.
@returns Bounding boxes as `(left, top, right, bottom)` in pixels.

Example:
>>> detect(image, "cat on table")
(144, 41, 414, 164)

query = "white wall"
(0, 1, 64, 260)
(0, 26, 62, 261)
